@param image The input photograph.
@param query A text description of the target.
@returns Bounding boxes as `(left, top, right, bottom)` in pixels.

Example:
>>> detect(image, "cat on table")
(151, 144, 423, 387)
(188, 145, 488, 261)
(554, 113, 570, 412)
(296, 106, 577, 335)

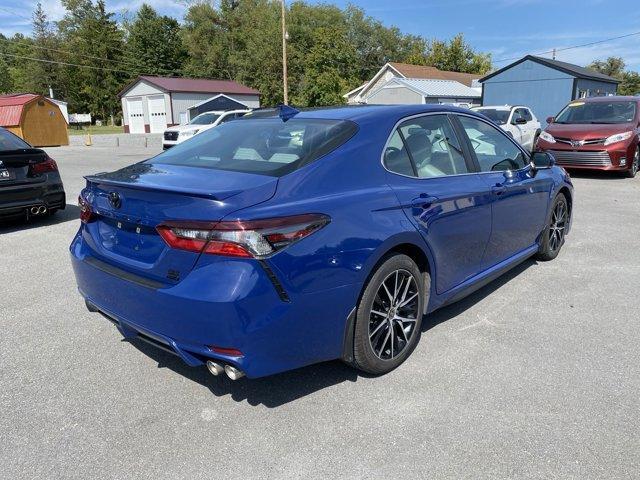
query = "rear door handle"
(411, 194, 438, 209)
(492, 185, 507, 195)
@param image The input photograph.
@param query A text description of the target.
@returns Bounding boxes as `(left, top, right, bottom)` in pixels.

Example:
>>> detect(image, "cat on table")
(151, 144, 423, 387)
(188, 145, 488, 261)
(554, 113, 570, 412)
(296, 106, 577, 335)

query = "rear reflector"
(157, 213, 330, 258)
(209, 346, 244, 357)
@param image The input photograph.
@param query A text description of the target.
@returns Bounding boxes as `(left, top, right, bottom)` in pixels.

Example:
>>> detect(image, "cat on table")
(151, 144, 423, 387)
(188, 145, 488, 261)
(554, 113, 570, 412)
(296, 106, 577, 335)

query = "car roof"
(574, 95, 640, 103)
(244, 104, 479, 125)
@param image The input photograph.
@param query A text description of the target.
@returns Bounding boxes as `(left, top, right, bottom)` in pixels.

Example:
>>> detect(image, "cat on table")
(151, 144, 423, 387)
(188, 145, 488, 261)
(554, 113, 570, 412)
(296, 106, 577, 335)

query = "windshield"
(189, 113, 221, 125)
(0, 128, 30, 151)
(476, 109, 510, 125)
(148, 118, 358, 177)
(555, 101, 637, 124)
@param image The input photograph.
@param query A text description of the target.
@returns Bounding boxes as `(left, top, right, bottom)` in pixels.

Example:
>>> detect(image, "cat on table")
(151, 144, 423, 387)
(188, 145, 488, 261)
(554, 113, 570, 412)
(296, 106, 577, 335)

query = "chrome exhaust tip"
(206, 360, 224, 376)
(224, 365, 245, 380)
(38, 206, 47, 214)
(30, 206, 39, 215)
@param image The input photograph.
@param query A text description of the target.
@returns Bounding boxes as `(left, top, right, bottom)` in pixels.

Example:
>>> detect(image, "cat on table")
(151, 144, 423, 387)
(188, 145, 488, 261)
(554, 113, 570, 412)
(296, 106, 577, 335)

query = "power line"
(493, 31, 640, 64)
(0, 51, 142, 75)
(0, 36, 143, 69)
(0, 6, 32, 22)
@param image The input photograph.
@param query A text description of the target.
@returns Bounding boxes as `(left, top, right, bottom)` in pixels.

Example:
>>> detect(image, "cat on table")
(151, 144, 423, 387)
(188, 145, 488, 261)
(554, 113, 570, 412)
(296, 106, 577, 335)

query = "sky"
(1, 0, 639, 71)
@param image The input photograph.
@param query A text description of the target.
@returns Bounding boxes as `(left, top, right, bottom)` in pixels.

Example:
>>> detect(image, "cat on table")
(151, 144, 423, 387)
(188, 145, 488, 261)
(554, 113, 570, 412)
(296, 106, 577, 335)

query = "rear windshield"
(0, 128, 30, 151)
(476, 109, 510, 125)
(555, 101, 637, 124)
(189, 113, 220, 125)
(149, 118, 358, 176)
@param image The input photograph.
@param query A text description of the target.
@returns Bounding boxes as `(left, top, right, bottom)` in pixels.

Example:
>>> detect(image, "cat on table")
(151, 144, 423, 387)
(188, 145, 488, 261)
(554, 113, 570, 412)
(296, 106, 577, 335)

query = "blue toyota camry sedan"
(70, 105, 573, 379)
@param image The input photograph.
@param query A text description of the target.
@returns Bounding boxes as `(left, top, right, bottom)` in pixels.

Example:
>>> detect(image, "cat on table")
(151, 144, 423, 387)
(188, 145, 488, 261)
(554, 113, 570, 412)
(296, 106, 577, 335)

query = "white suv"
(472, 105, 541, 151)
(163, 109, 250, 149)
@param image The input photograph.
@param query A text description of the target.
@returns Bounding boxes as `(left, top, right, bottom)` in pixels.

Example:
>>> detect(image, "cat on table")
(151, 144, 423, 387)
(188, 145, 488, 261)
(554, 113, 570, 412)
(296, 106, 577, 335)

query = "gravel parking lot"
(1, 146, 639, 479)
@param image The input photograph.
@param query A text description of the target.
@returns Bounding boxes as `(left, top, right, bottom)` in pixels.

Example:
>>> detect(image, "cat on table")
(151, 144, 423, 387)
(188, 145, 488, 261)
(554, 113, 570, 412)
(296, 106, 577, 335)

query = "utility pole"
(281, 0, 289, 105)
(552, 48, 556, 60)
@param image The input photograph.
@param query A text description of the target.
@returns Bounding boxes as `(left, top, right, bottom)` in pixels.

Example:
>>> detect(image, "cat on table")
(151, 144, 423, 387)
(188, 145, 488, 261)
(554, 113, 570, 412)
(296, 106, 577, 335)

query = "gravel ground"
(1, 146, 639, 479)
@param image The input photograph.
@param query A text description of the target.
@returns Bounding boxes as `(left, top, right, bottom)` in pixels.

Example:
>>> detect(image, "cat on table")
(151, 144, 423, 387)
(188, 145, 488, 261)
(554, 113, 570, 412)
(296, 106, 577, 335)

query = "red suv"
(536, 96, 640, 177)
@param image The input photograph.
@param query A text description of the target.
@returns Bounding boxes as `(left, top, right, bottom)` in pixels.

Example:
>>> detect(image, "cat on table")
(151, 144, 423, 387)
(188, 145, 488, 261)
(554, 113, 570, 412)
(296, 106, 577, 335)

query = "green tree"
(0, 55, 12, 93)
(426, 34, 492, 74)
(29, 2, 61, 95)
(619, 71, 640, 96)
(588, 56, 639, 96)
(58, 0, 127, 120)
(293, 26, 358, 106)
(125, 4, 186, 76)
(587, 57, 625, 78)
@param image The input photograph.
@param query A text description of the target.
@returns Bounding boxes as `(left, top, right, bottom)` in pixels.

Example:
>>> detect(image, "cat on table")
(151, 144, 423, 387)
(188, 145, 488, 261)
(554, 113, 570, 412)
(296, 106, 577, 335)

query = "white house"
(344, 62, 482, 105)
(118, 76, 261, 134)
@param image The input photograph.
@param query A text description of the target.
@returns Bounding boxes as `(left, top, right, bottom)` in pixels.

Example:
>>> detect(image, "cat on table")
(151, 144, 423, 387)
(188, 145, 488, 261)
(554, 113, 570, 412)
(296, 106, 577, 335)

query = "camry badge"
(108, 191, 122, 209)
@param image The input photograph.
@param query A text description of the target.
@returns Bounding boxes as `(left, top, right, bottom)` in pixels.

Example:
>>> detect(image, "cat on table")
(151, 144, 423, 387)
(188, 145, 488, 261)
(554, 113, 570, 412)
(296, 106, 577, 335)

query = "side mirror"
(531, 151, 556, 169)
(513, 117, 527, 125)
(546, 116, 555, 124)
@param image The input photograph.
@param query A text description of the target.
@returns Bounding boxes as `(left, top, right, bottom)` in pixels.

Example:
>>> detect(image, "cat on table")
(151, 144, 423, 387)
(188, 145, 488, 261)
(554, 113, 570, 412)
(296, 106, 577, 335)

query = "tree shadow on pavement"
(0, 204, 80, 233)
(126, 258, 537, 408)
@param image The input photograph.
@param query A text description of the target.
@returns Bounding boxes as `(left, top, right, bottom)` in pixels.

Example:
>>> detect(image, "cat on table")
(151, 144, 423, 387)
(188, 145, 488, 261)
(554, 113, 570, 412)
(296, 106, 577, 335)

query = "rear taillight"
(78, 194, 95, 223)
(30, 157, 58, 175)
(157, 214, 330, 258)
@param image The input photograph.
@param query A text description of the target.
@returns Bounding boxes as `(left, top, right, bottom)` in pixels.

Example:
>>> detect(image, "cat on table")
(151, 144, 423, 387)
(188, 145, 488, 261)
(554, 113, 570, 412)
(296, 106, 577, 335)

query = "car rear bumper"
(0, 180, 65, 216)
(69, 232, 358, 378)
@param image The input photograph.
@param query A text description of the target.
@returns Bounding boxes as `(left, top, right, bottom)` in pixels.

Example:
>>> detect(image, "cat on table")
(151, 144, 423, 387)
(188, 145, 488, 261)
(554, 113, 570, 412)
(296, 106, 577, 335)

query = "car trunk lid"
(82, 162, 278, 284)
(0, 148, 49, 186)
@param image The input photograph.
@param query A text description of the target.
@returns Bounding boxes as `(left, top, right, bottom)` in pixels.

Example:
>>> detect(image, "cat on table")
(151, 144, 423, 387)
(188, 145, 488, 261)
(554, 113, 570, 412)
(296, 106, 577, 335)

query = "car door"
(455, 114, 554, 270)
(383, 113, 492, 295)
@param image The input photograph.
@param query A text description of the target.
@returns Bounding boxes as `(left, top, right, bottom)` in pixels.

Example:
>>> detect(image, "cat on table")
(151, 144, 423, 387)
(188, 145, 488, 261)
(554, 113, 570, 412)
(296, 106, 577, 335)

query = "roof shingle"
(119, 76, 260, 97)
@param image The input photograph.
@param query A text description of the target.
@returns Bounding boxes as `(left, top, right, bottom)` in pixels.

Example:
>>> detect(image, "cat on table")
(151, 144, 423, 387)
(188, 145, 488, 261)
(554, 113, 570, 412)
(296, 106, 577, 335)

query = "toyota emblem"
(108, 192, 122, 209)
(570, 140, 584, 148)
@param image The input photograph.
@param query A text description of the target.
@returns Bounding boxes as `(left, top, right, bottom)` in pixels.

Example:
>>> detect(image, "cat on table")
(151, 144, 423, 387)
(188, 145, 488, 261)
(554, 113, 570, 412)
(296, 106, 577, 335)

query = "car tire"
(625, 146, 639, 178)
(353, 253, 426, 375)
(536, 193, 569, 261)
(532, 129, 541, 152)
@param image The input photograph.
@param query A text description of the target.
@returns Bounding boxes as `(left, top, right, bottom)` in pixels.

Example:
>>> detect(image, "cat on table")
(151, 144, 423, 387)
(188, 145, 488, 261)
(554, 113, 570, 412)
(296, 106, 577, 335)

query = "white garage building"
(118, 76, 261, 134)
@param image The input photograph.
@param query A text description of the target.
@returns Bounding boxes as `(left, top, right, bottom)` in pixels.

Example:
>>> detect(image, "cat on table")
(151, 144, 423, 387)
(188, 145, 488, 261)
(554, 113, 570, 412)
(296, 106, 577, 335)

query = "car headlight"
(539, 131, 555, 144)
(179, 129, 199, 138)
(603, 131, 634, 146)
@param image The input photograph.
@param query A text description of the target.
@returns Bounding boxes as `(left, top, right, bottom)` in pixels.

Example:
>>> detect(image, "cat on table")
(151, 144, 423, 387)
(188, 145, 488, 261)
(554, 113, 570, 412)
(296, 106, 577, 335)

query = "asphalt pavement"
(1, 145, 638, 479)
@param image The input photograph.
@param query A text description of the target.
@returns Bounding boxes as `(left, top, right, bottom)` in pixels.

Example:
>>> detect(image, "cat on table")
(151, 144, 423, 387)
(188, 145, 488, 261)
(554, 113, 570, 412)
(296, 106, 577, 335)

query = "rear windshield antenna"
(277, 104, 300, 122)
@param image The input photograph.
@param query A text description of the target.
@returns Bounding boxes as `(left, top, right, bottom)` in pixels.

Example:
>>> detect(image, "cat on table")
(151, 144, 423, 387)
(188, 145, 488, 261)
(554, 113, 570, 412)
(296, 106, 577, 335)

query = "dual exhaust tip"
(29, 206, 47, 215)
(206, 360, 245, 380)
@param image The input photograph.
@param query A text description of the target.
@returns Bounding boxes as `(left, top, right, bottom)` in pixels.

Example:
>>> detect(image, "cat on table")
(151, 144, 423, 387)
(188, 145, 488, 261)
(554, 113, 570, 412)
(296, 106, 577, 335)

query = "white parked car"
(162, 109, 250, 149)
(472, 105, 541, 151)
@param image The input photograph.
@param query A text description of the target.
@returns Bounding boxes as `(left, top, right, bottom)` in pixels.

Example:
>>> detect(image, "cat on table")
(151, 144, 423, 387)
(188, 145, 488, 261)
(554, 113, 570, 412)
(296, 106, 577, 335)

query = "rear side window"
(149, 118, 358, 177)
(384, 114, 469, 178)
(0, 128, 30, 151)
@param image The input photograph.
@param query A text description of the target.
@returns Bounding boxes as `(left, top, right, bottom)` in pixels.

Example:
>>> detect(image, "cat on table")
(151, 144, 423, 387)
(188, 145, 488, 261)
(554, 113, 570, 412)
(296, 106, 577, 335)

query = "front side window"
(555, 101, 637, 124)
(475, 109, 510, 125)
(392, 115, 469, 178)
(458, 116, 527, 172)
(149, 118, 358, 177)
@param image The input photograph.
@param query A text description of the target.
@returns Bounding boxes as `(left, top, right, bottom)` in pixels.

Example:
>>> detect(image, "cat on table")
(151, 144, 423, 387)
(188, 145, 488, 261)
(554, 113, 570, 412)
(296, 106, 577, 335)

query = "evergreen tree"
(125, 4, 186, 76)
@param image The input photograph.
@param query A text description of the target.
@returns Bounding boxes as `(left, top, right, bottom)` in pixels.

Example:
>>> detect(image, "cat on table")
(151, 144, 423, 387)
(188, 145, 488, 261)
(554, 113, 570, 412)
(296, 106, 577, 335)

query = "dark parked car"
(536, 96, 640, 177)
(71, 105, 573, 380)
(0, 127, 65, 220)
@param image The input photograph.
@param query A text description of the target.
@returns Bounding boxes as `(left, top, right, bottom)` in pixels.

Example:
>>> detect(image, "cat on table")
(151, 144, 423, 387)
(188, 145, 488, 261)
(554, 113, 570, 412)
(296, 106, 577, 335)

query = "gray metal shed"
(480, 56, 619, 123)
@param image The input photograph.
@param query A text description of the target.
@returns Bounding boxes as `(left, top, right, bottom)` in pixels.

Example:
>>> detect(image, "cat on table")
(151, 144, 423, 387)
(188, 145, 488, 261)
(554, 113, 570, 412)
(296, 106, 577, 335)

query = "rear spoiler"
(84, 175, 233, 200)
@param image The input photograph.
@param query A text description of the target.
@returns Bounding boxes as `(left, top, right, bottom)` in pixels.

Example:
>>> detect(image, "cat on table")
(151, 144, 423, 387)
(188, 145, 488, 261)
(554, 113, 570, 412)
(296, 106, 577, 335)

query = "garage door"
(147, 95, 167, 133)
(126, 97, 145, 134)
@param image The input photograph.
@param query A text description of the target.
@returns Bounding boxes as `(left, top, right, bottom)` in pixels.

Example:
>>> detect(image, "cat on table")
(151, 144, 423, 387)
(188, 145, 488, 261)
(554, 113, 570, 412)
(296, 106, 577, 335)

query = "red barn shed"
(0, 94, 69, 147)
